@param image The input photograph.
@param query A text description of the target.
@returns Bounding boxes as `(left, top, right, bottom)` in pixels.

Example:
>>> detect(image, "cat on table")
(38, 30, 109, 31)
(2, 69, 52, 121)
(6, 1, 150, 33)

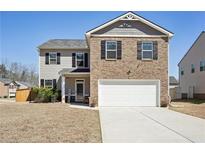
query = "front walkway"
(99, 107, 205, 143)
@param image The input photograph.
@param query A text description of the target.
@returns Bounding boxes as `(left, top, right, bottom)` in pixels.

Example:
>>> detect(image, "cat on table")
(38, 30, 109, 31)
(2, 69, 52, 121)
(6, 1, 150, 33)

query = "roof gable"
(92, 20, 165, 36)
(178, 31, 205, 65)
(86, 12, 173, 38)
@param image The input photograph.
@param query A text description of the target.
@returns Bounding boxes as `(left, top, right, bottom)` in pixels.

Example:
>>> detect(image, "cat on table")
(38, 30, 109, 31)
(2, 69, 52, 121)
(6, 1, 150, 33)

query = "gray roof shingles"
(16, 81, 34, 88)
(38, 39, 88, 49)
(59, 68, 90, 75)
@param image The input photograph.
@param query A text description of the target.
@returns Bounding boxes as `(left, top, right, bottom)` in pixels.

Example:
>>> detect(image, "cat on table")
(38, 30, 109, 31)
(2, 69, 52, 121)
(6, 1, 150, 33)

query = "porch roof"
(59, 68, 90, 76)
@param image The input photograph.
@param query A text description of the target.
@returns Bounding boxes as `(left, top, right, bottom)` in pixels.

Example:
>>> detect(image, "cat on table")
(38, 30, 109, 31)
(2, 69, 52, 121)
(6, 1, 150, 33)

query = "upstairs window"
(191, 64, 195, 73)
(76, 53, 84, 67)
(106, 41, 117, 60)
(181, 68, 184, 76)
(200, 61, 205, 71)
(142, 42, 153, 60)
(49, 52, 57, 64)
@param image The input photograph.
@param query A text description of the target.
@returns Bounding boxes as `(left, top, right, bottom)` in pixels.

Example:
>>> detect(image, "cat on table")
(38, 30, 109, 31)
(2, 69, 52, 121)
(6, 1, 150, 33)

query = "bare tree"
(0, 58, 9, 78)
(0, 59, 38, 86)
(0, 64, 7, 78)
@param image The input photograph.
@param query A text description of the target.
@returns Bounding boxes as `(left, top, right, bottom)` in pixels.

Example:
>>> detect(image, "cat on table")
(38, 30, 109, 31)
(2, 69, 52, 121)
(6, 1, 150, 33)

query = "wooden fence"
(16, 88, 36, 102)
(170, 87, 181, 100)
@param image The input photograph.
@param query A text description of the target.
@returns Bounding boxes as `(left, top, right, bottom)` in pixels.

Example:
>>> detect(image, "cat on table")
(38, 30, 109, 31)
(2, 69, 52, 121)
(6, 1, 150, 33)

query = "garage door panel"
(99, 80, 159, 107)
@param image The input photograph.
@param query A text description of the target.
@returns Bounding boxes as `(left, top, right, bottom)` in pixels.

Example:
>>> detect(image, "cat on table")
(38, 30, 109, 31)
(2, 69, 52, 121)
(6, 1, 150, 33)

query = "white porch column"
(61, 76, 65, 103)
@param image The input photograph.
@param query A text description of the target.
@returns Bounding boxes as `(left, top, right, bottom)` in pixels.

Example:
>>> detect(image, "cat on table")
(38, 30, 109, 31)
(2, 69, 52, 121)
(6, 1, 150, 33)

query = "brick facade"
(89, 37, 169, 107)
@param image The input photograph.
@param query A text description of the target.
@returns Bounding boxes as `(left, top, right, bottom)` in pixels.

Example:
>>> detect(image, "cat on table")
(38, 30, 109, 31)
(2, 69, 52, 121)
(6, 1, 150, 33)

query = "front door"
(76, 80, 84, 102)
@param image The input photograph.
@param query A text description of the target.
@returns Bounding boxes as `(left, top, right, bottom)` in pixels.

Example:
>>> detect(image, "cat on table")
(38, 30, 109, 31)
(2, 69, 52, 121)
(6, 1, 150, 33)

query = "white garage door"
(98, 80, 160, 107)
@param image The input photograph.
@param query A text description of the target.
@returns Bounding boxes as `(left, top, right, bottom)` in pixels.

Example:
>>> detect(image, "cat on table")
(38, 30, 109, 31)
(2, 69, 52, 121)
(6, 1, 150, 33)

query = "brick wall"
(89, 36, 169, 107)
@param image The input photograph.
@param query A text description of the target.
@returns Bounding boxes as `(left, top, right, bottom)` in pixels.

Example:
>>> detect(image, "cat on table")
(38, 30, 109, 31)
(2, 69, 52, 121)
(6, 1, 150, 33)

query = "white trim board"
(91, 34, 168, 38)
(86, 12, 173, 39)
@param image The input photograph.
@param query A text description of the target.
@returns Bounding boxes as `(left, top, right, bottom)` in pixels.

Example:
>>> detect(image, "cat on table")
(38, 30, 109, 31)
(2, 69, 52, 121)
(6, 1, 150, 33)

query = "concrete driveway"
(99, 107, 205, 143)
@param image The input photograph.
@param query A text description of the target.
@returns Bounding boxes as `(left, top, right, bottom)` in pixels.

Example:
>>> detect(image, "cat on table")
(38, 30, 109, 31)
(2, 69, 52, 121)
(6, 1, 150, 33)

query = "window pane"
(191, 64, 194, 68)
(77, 60, 84, 67)
(107, 42, 117, 50)
(107, 51, 116, 59)
(50, 53, 56, 59)
(200, 61, 203, 67)
(143, 51, 152, 59)
(50, 59, 56, 64)
(45, 80, 52, 88)
(77, 53, 84, 60)
(142, 43, 153, 50)
(49, 53, 57, 64)
(76, 53, 84, 67)
(200, 61, 205, 71)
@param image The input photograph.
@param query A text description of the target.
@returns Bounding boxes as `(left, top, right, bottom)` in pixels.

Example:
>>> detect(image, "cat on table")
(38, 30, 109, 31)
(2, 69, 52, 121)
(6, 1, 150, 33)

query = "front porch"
(59, 68, 90, 105)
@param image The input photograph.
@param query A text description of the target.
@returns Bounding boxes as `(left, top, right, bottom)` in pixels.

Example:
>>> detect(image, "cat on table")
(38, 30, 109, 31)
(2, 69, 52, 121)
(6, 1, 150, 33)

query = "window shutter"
(72, 53, 76, 67)
(40, 79, 44, 87)
(101, 40, 106, 59)
(45, 53, 49, 64)
(84, 53, 88, 67)
(137, 41, 142, 60)
(57, 53, 61, 64)
(153, 41, 158, 60)
(117, 41, 122, 59)
(53, 79, 56, 89)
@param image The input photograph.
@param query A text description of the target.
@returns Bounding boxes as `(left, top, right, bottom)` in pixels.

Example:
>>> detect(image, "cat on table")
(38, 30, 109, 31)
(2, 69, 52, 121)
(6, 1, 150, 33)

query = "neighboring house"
(169, 76, 178, 89)
(178, 31, 205, 99)
(38, 12, 173, 107)
(0, 78, 33, 98)
(15, 81, 34, 89)
(0, 78, 11, 97)
(169, 76, 180, 100)
(0, 78, 18, 98)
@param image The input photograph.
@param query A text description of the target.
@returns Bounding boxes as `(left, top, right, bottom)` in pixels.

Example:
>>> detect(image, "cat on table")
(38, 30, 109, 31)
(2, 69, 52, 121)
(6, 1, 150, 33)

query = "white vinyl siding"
(179, 32, 205, 95)
(39, 50, 89, 89)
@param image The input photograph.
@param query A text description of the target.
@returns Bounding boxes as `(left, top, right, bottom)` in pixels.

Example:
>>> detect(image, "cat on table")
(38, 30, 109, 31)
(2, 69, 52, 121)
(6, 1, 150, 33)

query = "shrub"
(32, 87, 61, 103)
(4, 96, 8, 98)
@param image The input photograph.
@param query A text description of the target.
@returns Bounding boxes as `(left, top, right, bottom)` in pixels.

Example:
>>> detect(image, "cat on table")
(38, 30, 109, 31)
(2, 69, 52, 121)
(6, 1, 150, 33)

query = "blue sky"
(0, 11, 205, 78)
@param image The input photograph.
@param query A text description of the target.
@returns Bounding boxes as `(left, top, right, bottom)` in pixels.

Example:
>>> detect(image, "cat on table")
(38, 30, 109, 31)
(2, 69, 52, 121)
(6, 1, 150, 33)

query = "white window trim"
(49, 52, 57, 64)
(76, 52, 85, 68)
(142, 41, 153, 60)
(105, 41, 117, 60)
(44, 79, 53, 88)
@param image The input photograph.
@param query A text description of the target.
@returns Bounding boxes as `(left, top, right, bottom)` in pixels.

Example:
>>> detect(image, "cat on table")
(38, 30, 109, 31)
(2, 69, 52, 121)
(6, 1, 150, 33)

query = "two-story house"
(178, 31, 205, 99)
(38, 12, 173, 107)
